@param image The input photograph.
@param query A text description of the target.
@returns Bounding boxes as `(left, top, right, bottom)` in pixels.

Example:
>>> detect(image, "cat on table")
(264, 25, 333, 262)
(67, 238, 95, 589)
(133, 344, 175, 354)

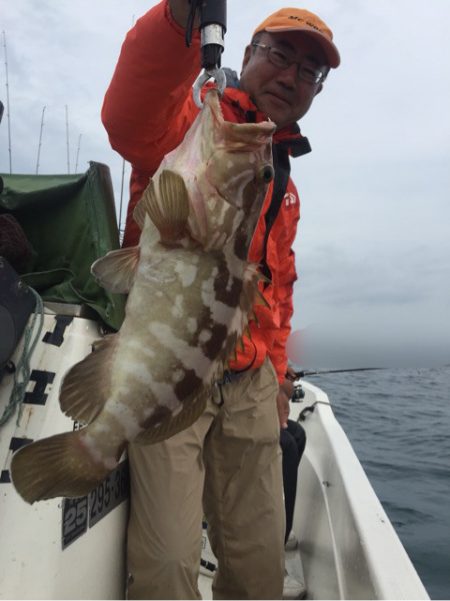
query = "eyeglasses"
(251, 42, 328, 84)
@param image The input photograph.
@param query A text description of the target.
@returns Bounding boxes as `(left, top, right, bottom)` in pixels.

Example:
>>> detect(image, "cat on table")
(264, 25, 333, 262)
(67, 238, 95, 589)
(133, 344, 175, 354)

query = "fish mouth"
(204, 88, 225, 124)
(202, 88, 274, 207)
(205, 88, 275, 146)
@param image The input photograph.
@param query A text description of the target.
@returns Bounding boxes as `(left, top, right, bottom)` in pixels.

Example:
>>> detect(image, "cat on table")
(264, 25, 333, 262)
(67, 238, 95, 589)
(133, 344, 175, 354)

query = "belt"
(213, 368, 254, 406)
(215, 368, 255, 387)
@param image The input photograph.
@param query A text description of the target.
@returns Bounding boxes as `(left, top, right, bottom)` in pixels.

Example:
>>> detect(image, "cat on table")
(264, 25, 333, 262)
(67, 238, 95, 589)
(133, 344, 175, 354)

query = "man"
(102, 1, 340, 598)
(280, 368, 307, 547)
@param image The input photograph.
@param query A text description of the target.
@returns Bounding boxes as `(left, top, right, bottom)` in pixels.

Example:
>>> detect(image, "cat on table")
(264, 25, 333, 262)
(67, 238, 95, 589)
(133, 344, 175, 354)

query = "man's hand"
(276, 385, 290, 429)
(169, 0, 199, 28)
(285, 365, 298, 383)
(281, 375, 294, 399)
(277, 368, 298, 429)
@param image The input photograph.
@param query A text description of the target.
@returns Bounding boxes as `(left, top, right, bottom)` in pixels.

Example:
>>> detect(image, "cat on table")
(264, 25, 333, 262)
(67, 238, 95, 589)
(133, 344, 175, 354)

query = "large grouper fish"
(11, 90, 276, 504)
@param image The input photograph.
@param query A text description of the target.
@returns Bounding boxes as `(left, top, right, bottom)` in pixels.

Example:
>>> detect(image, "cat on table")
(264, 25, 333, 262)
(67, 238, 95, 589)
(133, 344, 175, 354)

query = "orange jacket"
(102, 0, 310, 383)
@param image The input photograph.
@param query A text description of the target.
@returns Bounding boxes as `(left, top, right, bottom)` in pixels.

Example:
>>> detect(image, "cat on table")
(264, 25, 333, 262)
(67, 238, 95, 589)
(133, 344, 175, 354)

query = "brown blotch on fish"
(140, 406, 173, 430)
(174, 369, 203, 402)
(202, 322, 229, 360)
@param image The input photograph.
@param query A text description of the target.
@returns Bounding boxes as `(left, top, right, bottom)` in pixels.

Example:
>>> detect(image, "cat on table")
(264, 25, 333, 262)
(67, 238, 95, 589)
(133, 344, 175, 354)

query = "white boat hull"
(0, 310, 127, 600)
(1, 310, 429, 599)
(287, 382, 429, 600)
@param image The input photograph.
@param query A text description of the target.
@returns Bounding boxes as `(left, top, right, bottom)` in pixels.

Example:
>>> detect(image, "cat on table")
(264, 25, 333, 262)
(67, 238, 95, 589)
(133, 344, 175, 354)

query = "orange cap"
(253, 7, 340, 68)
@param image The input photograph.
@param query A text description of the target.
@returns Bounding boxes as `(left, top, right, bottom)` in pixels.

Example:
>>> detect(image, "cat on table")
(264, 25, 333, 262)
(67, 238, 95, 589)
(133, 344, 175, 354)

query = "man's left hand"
(276, 385, 290, 429)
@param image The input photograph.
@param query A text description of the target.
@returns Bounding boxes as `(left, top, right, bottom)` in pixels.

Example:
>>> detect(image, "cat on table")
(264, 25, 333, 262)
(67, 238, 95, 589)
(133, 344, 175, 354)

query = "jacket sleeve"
(101, 0, 201, 173)
(267, 183, 300, 383)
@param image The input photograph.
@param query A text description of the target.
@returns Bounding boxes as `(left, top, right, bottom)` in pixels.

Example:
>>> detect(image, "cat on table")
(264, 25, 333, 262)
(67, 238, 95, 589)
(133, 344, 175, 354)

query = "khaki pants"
(127, 358, 285, 600)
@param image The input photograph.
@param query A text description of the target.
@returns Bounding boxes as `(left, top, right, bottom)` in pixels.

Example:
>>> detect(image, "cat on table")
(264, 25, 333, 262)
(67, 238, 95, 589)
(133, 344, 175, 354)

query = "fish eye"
(260, 165, 274, 183)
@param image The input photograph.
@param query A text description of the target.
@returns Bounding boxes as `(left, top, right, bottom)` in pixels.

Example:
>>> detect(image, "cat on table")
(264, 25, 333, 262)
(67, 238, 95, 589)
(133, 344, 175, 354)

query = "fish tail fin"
(11, 428, 114, 504)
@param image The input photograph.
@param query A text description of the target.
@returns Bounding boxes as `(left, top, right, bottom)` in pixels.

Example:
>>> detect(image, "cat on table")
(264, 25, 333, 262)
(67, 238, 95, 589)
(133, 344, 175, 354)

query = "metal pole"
(74, 133, 82, 172)
(116, 14, 136, 241)
(35, 105, 46, 174)
(2, 30, 13, 173)
(119, 158, 126, 237)
(65, 105, 70, 174)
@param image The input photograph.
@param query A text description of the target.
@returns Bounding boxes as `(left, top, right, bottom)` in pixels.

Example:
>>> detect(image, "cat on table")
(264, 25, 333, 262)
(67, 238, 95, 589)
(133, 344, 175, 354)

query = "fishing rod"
(290, 368, 384, 402)
(295, 367, 385, 378)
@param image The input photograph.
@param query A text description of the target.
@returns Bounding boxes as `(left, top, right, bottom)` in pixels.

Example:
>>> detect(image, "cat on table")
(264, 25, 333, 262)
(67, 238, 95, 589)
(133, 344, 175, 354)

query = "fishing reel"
(185, 0, 227, 108)
(291, 383, 305, 403)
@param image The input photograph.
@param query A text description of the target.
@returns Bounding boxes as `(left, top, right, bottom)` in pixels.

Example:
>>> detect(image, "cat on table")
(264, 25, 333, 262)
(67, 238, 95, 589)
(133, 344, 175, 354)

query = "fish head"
(201, 89, 276, 209)
(189, 90, 276, 251)
(152, 90, 276, 252)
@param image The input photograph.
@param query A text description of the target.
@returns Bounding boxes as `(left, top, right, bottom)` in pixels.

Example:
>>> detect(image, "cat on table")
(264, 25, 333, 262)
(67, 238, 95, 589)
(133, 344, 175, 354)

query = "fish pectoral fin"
(10, 429, 113, 503)
(249, 309, 260, 327)
(239, 264, 266, 313)
(139, 170, 190, 245)
(133, 191, 148, 230)
(134, 386, 209, 445)
(59, 334, 116, 424)
(254, 288, 270, 308)
(91, 246, 140, 294)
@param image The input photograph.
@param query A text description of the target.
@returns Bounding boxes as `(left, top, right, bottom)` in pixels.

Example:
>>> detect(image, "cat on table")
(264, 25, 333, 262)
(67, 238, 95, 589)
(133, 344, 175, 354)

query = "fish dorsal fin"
(91, 246, 140, 294)
(134, 386, 209, 445)
(59, 334, 117, 424)
(139, 170, 190, 245)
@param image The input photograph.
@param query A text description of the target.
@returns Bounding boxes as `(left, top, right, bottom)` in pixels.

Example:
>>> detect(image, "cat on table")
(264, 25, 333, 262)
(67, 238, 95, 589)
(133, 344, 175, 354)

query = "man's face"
(240, 31, 328, 129)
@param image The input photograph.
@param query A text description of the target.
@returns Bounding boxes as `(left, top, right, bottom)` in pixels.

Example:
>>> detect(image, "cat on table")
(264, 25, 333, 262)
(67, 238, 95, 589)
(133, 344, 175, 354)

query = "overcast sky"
(1, 1, 449, 367)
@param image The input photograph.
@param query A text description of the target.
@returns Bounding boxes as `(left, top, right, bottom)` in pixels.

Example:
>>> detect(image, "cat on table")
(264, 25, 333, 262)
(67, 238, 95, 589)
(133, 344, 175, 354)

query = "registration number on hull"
(61, 460, 129, 549)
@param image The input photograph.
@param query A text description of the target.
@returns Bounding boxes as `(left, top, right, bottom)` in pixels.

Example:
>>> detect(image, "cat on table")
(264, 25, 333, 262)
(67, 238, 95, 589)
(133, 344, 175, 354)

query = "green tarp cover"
(0, 162, 125, 330)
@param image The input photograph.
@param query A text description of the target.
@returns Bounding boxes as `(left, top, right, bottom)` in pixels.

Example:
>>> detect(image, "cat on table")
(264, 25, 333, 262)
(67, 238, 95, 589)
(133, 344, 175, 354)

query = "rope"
(0, 287, 45, 427)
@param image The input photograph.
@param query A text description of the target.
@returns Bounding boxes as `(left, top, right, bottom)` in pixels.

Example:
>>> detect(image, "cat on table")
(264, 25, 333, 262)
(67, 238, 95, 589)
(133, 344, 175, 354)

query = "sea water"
(310, 367, 450, 600)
